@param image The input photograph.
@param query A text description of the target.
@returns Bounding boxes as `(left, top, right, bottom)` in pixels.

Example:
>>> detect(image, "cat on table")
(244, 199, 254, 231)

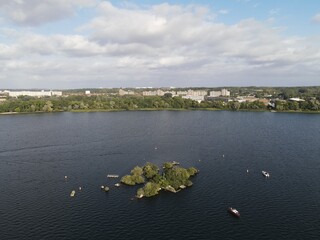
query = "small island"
(121, 162, 199, 198)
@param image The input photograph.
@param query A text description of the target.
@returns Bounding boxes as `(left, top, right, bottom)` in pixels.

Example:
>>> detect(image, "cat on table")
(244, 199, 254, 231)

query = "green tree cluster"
(121, 166, 145, 185)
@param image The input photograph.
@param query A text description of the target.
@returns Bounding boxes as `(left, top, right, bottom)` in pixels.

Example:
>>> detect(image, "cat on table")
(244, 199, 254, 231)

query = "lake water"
(0, 111, 319, 240)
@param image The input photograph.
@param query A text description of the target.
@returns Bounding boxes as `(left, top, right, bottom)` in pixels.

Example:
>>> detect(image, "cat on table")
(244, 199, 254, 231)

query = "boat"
(70, 190, 76, 197)
(107, 174, 119, 178)
(262, 171, 270, 177)
(228, 207, 240, 217)
(172, 161, 180, 165)
(115, 183, 120, 187)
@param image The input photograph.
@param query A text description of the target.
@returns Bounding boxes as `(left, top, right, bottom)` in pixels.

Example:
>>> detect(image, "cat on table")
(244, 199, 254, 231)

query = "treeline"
(227, 86, 320, 99)
(0, 95, 320, 113)
(274, 99, 320, 111)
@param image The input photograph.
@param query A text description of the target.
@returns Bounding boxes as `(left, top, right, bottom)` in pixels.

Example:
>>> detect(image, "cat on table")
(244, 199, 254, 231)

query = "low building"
(176, 91, 188, 96)
(85, 90, 91, 95)
(119, 89, 135, 96)
(235, 96, 258, 103)
(187, 89, 207, 96)
(8, 90, 62, 98)
(142, 89, 165, 96)
(182, 95, 205, 103)
(206, 96, 230, 102)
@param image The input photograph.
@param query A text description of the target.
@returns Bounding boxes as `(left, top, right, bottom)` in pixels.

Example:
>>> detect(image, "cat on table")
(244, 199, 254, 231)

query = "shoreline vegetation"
(1, 87, 320, 115)
(3, 108, 320, 115)
(120, 162, 199, 198)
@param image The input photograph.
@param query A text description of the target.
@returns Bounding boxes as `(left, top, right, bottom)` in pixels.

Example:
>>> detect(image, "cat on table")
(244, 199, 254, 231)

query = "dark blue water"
(0, 111, 319, 240)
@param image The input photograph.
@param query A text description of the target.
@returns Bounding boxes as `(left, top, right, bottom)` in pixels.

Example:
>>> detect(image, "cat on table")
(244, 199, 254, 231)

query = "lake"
(0, 111, 319, 239)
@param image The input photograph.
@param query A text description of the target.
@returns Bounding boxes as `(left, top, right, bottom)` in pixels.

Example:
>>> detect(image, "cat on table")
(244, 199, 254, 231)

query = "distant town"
(0, 86, 320, 113)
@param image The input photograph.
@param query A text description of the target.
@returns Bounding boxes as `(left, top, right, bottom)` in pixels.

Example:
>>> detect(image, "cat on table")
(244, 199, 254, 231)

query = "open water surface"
(0, 111, 319, 239)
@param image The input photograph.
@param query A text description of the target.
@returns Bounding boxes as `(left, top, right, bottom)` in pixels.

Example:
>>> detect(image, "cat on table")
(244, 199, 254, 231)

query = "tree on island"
(121, 166, 145, 185)
(143, 162, 159, 179)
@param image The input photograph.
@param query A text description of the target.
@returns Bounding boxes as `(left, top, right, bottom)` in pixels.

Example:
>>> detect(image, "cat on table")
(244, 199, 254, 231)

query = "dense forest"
(1, 87, 320, 113)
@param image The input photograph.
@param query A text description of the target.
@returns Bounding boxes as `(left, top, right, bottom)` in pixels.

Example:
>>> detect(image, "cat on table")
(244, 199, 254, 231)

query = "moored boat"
(262, 171, 270, 177)
(228, 207, 240, 217)
(70, 190, 76, 197)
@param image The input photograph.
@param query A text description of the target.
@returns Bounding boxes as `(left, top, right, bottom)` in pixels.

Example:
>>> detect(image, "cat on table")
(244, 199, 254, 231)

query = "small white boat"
(107, 174, 119, 178)
(70, 190, 76, 197)
(115, 183, 120, 187)
(228, 207, 240, 217)
(262, 171, 270, 177)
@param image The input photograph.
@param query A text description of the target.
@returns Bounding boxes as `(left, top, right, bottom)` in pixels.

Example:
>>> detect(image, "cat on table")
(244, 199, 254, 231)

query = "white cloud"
(269, 8, 280, 16)
(0, 0, 96, 26)
(1, 1, 320, 88)
(312, 13, 320, 23)
(218, 9, 229, 15)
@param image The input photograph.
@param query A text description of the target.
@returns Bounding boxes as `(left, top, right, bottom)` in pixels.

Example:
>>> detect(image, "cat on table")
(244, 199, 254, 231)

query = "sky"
(0, 0, 320, 89)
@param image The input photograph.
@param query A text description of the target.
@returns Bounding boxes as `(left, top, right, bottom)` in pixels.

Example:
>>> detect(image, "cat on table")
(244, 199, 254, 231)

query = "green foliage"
(121, 175, 136, 185)
(164, 167, 191, 189)
(227, 102, 241, 111)
(143, 162, 159, 179)
(139, 182, 160, 197)
(163, 162, 174, 169)
(121, 166, 145, 185)
(187, 167, 198, 176)
(131, 174, 145, 184)
(131, 166, 143, 176)
(136, 188, 145, 197)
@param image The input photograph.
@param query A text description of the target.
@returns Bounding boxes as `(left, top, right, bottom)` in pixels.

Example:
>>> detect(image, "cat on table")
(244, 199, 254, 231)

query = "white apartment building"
(142, 89, 165, 96)
(209, 91, 221, 97)
(8, 90, 62, 98)
(119, 89, 135, 96)
(187, 89, 208, 96)
(209, 89, 230, 97)
(176, 91, 188, 96)
(221, 89, 230, 96)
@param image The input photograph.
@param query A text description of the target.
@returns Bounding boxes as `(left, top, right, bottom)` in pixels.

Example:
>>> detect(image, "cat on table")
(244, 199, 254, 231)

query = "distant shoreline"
(1, 108, 320, 115)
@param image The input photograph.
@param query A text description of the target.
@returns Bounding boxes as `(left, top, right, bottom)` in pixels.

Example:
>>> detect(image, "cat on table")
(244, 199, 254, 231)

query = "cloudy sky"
(1, 0, 320, 89)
